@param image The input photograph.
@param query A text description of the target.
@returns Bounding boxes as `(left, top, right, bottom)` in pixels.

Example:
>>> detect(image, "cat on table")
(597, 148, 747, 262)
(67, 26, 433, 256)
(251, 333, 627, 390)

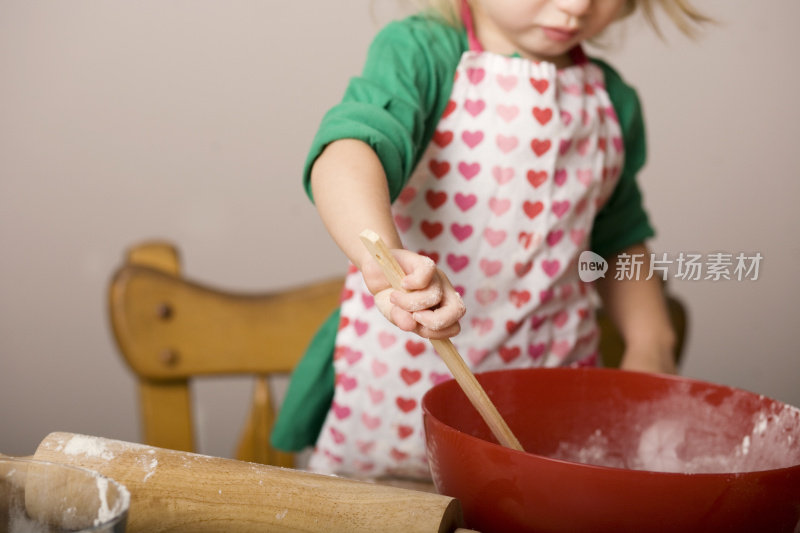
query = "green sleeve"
(270, 309, 339, 451)
(302, 15, 466, 203)
(589, 59, 656, 258)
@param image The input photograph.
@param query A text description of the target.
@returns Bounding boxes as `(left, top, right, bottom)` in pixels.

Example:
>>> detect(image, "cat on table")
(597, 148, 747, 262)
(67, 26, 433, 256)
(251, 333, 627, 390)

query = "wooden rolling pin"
(32, 432, 475, 533)
(24, 459, 127, 530)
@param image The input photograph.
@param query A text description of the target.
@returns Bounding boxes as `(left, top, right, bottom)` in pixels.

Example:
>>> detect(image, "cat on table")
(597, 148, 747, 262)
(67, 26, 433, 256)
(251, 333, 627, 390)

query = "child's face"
(470, 0, 626, 65)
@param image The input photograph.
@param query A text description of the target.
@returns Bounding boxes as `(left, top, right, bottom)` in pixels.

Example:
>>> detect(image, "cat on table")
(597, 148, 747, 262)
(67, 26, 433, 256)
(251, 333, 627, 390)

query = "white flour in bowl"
(551, 393, 800, 474)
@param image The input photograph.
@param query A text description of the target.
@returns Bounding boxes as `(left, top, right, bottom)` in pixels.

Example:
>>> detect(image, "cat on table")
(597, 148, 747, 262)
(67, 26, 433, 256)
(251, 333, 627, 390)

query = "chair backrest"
(108, 241, 343, 467)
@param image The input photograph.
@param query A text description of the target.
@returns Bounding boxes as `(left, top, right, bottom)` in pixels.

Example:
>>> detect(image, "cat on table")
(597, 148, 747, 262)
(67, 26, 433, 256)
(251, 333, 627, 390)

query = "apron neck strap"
(459, 0, 588, 65)
(460, 0, 483, 52)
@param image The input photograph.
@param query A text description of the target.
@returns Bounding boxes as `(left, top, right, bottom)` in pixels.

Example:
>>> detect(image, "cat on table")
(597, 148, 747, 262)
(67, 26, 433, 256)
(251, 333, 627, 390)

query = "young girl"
(273, 0, 709, 479)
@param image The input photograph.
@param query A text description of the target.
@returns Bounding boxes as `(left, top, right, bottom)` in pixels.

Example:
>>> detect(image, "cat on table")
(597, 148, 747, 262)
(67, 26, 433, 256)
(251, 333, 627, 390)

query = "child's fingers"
(374, 289, 418, 332)
(391, 306, 423, 333)
(389, 284, 443, 313)
(361, 249, 435, 295)
(375, 283, 462, 339)
(377, 289, 461, 339)
(414, 320, 461, 340)
(411, 281, 466, 335)
(392, 250, 437, 290)
(371, 255, 466, 340)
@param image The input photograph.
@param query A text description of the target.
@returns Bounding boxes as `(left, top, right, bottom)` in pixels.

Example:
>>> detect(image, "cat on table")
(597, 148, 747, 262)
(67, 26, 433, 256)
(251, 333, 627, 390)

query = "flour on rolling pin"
(60, 435, 116, 461)
(9, 476, 125, 532)
(137, 456, 158, 483)
(49, 433, 158, 483)
(25, 471, 130, 531)
(93, 476, 122, 526)
(29, 434, 131, 527)
(2, 453, 130, 532)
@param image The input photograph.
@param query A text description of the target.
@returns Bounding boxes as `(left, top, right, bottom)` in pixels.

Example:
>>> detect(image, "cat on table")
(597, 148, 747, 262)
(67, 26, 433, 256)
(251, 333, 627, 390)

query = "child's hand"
(360, 249, 465, 340)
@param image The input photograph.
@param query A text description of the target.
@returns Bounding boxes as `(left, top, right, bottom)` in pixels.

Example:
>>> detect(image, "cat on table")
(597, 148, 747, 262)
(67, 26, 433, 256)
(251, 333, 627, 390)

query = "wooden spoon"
(360, 230, 524, 452)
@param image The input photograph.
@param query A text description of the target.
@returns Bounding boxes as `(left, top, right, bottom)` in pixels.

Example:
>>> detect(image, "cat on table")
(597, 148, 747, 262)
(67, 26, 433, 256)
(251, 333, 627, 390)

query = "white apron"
(308, 35, 625, 479)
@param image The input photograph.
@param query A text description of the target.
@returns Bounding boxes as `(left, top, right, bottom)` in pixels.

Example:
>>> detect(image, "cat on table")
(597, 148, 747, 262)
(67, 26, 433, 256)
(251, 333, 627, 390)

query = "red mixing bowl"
(422, 368, 800, 533)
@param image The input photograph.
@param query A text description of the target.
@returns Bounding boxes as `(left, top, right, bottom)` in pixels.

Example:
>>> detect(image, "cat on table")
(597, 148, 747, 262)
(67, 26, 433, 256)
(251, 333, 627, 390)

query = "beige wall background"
(1, 1, 798, 457)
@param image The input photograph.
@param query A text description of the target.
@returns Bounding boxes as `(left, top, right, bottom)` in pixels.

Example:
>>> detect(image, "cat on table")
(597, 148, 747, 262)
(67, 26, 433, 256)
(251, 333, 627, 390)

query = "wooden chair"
(108, 240, 687, 468)
(108, 241, 343, 468)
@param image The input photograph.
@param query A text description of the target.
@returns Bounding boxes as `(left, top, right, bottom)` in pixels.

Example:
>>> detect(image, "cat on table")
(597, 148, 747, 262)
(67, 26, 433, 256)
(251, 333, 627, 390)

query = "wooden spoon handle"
(359, 230, 524, 452)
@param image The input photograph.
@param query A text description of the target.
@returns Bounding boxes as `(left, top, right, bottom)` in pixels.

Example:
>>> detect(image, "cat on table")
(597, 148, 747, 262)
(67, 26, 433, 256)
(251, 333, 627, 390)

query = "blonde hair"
(413, 0, 712, 38)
